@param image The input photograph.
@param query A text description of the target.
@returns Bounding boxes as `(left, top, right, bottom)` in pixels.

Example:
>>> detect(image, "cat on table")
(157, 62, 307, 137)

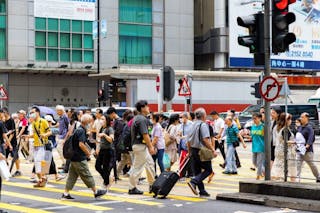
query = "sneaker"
(316, 179, 320, 183)
(56, 175, 66, 181)
(128, 187, 143, 195)
(187, 181, 198, 195)
(199, 191, 210, 197)
(250, 167, 256, 171)
(94, 189, 107, 198)
(219, 163, 225, 169)
(222, 171, 233, 175)
(61, 194, 74, 200)
(12, 171, 22, 177)
(231, 171, 238, 175)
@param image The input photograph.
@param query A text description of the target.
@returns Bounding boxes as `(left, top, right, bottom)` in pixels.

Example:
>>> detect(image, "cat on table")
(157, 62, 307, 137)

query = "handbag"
(199, 146, 214, 162)
(164, 126, 174, 147)
(233, 141, 240, 148)
(197, 123, 215, 162)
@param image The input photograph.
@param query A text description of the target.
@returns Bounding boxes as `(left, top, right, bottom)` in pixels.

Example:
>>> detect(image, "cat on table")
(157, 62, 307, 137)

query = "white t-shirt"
(213, 117, 225, 135)
(93, 118, 103, 142)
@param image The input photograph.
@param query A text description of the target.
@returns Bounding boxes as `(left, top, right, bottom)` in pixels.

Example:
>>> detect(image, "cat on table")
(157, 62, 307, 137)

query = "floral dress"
(271, 126, 297, 180)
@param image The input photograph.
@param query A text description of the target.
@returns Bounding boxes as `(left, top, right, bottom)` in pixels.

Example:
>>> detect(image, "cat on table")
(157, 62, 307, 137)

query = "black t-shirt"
(113, 118, 125, 144)
(71, 126, 88, 162)
(131, 115, 149, 145)
(5, 118, 17, 145)
(0, 122, 7, 145)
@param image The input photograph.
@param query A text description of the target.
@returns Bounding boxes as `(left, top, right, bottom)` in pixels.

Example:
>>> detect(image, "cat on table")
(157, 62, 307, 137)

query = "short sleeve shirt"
(213, 117, 225, 134)
(152, 123, 165, 150)
(187, 120, 210, 149)
(251, 123, 264, 153)
(71, 126, 87, 162)
(0, 122, 7, 144)
(132, 115, 149, 145)
(100, 127, 114, 150)
(226, 124, 239, 144)
(32, 118, 50, 147)
(19, 118, 28, 135)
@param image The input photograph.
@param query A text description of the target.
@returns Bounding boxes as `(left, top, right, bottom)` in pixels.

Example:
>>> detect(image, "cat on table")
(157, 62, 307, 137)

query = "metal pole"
(97, 0, 100, 75)
(161, 0, 165, 112)
(264, 0, 272, 181)
(284, 78, 288, 182)
(188, 73, 193, 112)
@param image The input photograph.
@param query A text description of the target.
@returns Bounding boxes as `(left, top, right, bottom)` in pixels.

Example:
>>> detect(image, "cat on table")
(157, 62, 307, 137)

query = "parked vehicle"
(91, 106, 135, 118)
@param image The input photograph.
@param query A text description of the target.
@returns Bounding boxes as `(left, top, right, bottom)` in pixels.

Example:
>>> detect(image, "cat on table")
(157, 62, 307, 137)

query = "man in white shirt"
(210, 111, 226, 164)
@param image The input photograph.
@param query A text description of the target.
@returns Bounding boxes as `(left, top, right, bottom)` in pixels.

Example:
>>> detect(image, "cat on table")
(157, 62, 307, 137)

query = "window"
(0, 0, 6, 60)
(119, 0, 152, 64)
(35, 17, 94, 63)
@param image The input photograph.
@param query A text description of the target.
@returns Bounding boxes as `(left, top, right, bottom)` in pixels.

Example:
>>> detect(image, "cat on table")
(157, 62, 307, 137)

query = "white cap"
(44, 115, 56, 124)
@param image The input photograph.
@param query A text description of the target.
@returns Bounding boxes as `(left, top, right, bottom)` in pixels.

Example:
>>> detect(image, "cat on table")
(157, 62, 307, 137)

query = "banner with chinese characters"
(229, 0, 320, 70)
(35, 0, 96, 21)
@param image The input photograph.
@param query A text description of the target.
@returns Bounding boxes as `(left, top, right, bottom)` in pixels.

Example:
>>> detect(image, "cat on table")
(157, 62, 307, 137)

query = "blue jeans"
(191, 148, 212, 193)
(226, 144, 237, 173)
(156, 149, 165, 173)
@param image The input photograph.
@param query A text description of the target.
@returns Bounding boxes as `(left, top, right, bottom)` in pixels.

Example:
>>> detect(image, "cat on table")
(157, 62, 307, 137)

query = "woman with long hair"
(151, 113, 165, 174)
(165, 114, 180, 171)
(271, 113, 297, 182)
(95, 115, 114, 189)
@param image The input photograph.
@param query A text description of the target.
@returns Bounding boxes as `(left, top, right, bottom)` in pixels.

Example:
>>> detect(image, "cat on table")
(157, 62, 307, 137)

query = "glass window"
(35, 18, 93, 63)
(84, 21, 92, 33)
(119, 0, 152, 24)
(36, 48, 46, 61)
(119, 24, 151, 37)
(72, 20, 82, 32)
(48, 18, 58, 31)
(48, 32, 58, 47)
(60, 33, 70, 48)
(60, 49, 70, 62)
(35, 32, 46, 47)
(0, 15, 5, 28)
(0, 0, 6, 13)
(35, 18, 46, 30)
(119, 36, 152, 64)
(83, 35, 93, 49)
(0, 29, 5, 59)
(48, 49, 58, 61)
(84, 50, 94, 63)
(72, 50, 82, 62)
(60, 19, 70, 32)
(72, 34, 82, 48)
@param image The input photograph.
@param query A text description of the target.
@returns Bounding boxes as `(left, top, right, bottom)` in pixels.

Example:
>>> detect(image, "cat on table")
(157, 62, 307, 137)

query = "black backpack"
(117, 123, 132, 152)
(63, 125, 78, 159)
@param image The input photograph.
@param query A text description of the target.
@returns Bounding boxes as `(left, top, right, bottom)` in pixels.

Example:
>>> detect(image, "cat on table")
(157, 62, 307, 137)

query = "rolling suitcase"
(151, 171, 179, 198)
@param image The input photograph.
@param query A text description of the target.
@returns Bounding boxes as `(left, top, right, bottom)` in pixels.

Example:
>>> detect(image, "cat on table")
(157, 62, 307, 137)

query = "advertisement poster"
(229, 0, 320, 70)
(34, 0, 96, 21)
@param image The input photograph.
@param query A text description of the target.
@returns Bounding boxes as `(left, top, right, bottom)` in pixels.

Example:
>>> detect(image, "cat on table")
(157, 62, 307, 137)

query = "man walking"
(210, 111, 226, 161)
(56, 105, 69, 169)
(179, 112, 193, 178)
(128, 100, 155, 195)
(187, 108, 217, 197)
(297, 112, 320, 182)
(29, 106, 52, 187)
(62, 114, 107, 199)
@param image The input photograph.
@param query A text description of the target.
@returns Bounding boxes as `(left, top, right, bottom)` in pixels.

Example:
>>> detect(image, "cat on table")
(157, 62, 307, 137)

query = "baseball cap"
(44, 115, 56, 124)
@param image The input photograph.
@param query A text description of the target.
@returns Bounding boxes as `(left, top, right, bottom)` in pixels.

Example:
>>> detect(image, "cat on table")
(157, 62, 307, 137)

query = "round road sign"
(259, 76, 280, 102)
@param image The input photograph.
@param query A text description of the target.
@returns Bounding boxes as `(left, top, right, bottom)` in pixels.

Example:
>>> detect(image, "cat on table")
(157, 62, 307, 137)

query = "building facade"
(0, 0, 194, 112)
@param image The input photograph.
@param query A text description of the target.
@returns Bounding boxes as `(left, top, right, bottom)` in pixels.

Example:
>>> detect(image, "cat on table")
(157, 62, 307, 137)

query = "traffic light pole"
(264, 0, 271, 181)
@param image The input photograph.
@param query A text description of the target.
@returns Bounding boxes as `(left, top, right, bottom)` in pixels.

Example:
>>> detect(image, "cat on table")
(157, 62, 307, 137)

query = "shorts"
(34, 146, 45, 174)
(6, 141, 18, 158)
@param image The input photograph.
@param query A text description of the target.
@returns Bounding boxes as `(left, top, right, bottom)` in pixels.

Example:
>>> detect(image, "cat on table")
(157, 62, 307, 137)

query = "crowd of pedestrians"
(0, 101, 318, 201)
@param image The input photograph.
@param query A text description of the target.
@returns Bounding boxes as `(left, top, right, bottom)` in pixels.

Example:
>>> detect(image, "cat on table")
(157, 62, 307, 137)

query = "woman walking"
(271, 113, 297, 182)
(165, 114, 180, 171)
(151, 113, 165, 174)
(95, 115, 114, 189)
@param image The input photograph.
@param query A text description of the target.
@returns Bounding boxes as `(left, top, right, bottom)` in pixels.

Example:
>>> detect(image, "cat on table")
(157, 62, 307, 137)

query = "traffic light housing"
(163, 66, 175, 102)
(251, 82, 261, 99)
(237, 12, 265, 65)
(104, 83, 113, 100)
(272, 0, 296, 54)
(98, 89, 104, 102)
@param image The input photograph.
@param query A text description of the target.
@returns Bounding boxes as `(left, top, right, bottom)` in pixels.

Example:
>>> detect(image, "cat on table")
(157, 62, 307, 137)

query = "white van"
(91, 106, 135, 118)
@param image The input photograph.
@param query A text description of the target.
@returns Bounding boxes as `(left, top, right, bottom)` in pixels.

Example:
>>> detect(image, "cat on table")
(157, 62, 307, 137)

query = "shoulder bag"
(198, 123, 215, 162)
